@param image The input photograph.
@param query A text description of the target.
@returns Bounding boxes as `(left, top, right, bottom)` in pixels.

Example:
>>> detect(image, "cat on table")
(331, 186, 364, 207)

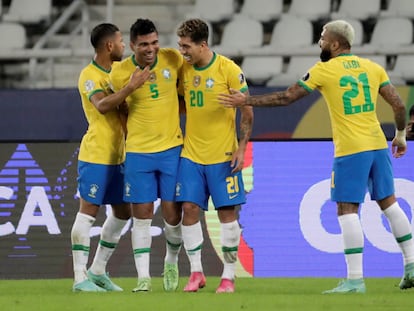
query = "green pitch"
(0, 277, 412, 311)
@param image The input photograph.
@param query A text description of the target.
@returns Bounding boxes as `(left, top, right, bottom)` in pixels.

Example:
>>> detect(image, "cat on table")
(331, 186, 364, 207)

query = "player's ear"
(105, 39, 114, 52)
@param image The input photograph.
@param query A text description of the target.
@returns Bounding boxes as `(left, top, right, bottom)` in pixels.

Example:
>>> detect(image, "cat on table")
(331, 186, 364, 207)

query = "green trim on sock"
(99, 240, 117, 249)
(222, 246, 238, 252)
(397, 233, 412, 243)
(344, 247, 363, 255)
(166, 240, 182, 250)
(188, 244, 202, 252)
(134, 248, 151, 255)
(72, 244, 90, 252)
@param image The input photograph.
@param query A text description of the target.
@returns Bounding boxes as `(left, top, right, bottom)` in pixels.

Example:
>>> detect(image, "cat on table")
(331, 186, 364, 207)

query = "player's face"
(130, 32, 159, 67)
(177, 36, 204, 66)
(318, 29, 333, 62)
(110, 31, 125, 62)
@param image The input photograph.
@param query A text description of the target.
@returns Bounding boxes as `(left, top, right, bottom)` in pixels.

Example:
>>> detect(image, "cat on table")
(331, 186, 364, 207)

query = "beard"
(319, 49, 332, 62)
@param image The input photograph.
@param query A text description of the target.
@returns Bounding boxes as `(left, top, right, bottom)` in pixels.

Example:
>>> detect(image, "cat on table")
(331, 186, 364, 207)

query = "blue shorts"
(175, 157, 246, 210)
(124, 146, 181, 203)
(331, 149, 394, 203)
(77, 160, 125, 205)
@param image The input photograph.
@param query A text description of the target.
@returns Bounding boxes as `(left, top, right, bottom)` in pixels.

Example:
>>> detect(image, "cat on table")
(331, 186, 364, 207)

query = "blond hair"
(324, 20, 355, 47)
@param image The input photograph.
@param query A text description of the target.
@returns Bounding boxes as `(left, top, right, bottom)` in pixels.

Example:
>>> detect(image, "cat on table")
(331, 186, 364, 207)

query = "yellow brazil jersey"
(298, 54, 389, 157)
(178, 52, 248, 164)
(78, 60, 125, 165)
(110, 48, 183, 153)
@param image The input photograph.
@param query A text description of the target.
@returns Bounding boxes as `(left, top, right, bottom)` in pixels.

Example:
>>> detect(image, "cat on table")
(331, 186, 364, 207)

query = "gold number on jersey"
(226, 176, 239, 194)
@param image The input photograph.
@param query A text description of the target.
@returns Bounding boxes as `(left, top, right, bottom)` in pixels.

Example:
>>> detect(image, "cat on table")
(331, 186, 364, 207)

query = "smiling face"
(130, 31, 159, 67)
(177, 36, 205, 66)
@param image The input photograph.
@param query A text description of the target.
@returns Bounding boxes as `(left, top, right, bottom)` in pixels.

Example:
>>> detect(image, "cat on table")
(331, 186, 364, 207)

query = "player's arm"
(379, 83, 407, 158)
(92, 66, 150, 114)
(219, 83, 310, 108)
(231, 90, 254, 173)
(118, 101, 129, 137)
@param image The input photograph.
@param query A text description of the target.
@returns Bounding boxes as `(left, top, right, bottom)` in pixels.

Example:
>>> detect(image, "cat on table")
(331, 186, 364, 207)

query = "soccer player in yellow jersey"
(176, 19, 254, 293)
(219, 20, 414, 293)
(109, 19, 183, 292)
(71, 23, 149, 292)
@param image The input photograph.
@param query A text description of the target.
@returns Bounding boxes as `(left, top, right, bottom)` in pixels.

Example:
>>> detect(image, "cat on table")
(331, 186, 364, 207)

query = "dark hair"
(410, 105, 414, 117)
(90, 23, 119, 49)
(177, 18, 209, 44)
(130, 18, 158, 42)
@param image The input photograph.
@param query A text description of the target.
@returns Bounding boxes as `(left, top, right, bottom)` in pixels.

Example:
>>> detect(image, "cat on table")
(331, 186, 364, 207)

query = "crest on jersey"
(149, 72, 157, 83)
(206, 77, 214, 88)
(162, 69, 171, 79)
(239, 73, 245, 84)
(193, 75, 201, 87)
(84, 80, 95, 92)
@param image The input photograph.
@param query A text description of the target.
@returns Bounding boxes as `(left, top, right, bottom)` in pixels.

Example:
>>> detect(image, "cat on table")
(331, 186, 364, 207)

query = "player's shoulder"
(116, 55, 133, 69)
(79, 61, 105, 81)
(215, 53, 242, 71)
(110, 55, 133, 77)
(159, 48, 182, 60)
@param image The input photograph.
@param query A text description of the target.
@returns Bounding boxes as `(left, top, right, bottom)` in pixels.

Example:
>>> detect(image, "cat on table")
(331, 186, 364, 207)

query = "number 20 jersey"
(298, 53, 389, 157)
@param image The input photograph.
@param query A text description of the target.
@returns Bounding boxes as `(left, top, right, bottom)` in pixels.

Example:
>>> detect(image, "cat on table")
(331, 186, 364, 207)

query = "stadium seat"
(380, 0, 414, 18)
(188, 0, 235, 23)
(388, 55, 414, 85)
(356, 17, 414, 54)
(0, 22, 27, 51)
(239, 0, 284, 23)
(3, 0, 52, 25)
(251, 15, 315, 56)
(213, 15, 263, 57)
(286, 0, 332, 21)
(330, 0, 381, 21)
(344, 18, 367, 54)
(241, 55, 283, 85)
(266, 56, 318, 87)
(362, 54, 388, 69)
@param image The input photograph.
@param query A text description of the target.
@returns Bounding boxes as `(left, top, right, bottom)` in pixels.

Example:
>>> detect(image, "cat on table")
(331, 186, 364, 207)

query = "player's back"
(301, 54, 389, 156)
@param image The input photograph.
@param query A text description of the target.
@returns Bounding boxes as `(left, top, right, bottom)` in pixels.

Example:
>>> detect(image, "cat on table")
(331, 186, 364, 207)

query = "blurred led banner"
(0, 141, 413, 279)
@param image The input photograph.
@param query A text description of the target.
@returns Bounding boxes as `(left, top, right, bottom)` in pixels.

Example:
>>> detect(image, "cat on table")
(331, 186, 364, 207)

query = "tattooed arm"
(219, 83, 310, 108)
(231, 90, 254, 173)
(379, 83, 407, 158)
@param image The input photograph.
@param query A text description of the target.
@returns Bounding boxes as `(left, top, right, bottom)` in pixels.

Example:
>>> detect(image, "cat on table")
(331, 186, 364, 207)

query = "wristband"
(396, 128, 407, 141)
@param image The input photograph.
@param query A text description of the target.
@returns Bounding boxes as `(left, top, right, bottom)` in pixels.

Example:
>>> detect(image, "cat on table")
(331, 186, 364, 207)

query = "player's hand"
(218, 88, 247, 108)
(129, 66, 150, 89)
(230, 148, 244, 173)
(391, 134, 407, 158)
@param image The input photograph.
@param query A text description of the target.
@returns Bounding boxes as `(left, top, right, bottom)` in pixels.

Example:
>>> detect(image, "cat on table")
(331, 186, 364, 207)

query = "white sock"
(164, 220, 182, 264)
(338, 214, 364, 280)
(89, 214, 127, 275)
(71, 212, 95, 283)
(383, 202, 414, 265)
(220, 220, 241, 280)
(132, 218, 152, 279)
(182, 222, 203, 273)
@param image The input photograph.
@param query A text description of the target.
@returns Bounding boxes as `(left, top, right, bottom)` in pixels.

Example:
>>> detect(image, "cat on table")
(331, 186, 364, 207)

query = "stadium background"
(1, 0, 414, 280)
